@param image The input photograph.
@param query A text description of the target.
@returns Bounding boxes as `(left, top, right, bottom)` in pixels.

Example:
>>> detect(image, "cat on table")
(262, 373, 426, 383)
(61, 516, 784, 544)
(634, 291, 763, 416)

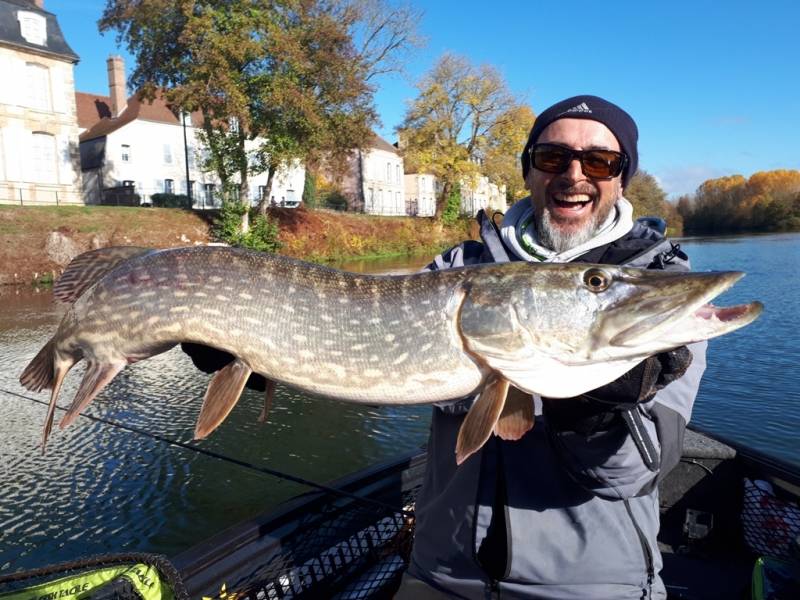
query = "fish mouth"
(608, 270, 763, 348)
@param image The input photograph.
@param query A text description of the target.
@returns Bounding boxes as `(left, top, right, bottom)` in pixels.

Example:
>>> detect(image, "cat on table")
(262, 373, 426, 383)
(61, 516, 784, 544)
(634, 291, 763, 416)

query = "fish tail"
(19, 339, 57, 393)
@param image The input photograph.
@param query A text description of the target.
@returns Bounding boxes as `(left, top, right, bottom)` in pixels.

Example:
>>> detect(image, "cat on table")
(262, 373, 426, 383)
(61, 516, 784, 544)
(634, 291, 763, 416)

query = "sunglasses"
(530, 143, 627, 179)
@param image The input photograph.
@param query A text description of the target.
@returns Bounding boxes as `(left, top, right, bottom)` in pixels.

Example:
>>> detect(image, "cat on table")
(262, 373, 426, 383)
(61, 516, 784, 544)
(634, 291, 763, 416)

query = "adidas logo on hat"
(565, 102, 592, 114)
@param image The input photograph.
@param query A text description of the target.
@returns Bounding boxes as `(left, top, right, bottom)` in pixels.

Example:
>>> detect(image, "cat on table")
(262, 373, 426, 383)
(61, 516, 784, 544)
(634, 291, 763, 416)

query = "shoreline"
(0, 205, 471, 287)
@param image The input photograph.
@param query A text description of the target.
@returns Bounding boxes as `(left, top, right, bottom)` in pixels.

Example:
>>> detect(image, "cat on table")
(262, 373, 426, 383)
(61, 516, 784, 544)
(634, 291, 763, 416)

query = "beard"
(534, 182, 621, 253)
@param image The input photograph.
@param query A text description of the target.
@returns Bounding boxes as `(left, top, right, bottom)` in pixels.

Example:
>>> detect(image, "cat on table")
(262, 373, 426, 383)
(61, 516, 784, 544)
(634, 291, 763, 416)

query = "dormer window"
(18, 11, 47, 46)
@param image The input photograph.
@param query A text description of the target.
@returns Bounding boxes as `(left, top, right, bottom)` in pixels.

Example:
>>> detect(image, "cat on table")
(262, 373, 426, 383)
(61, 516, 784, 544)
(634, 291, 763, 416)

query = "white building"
(337, 135, 405, 215)
(403, 172, 436, 217)
(77, 56, 304, 208)
(461, 174, 507, 216)
(0, 0, 82, 206)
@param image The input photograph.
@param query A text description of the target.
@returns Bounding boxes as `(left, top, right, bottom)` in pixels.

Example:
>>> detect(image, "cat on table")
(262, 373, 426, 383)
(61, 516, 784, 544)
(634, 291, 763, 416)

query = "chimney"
(107, 55, 127, 118)
(33, 1, 44, 8)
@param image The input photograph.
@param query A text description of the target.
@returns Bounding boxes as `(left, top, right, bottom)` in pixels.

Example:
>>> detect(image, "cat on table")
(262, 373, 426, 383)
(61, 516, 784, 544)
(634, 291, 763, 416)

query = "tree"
(397, 54, 528, 218)
(624, 170, 683, 234)
(100, 0, 418, 232)
(482, 104, 536, 203)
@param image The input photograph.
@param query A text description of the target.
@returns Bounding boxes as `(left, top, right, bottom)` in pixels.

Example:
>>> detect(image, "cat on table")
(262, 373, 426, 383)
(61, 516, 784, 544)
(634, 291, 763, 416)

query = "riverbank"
(0, 205, 472, 285)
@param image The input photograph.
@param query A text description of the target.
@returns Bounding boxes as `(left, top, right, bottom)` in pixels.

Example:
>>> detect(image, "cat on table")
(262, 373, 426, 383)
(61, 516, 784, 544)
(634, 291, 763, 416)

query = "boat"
(1, 425, 799, 599)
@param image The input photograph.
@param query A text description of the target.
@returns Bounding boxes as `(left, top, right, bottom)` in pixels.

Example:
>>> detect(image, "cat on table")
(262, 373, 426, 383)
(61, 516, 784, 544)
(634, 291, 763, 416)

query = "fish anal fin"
(59, 360, 126, 430)
(194, 359, 252, 439)
(455, 374, 509, 465)
(494, 386, 535, 441)
(258, 379, 276, 423)
(54, 246, 153, 304)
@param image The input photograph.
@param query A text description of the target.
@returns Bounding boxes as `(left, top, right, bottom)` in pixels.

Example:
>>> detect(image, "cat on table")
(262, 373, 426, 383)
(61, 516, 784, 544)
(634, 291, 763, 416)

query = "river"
(0, 234, 797, 573)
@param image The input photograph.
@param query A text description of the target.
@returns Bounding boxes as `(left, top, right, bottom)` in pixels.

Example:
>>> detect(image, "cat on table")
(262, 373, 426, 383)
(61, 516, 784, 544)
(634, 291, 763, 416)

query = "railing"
(0, 183, 83, 206)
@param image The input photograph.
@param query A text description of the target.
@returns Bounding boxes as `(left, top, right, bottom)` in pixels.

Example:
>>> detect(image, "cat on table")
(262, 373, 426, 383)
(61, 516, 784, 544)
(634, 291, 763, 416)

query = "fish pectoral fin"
(494, 386, 535, 441)
(59, 360, 126, 431)
(194, 359, 252, 439)
(258, 379, 276, 423)
(455, 374, 509, 465)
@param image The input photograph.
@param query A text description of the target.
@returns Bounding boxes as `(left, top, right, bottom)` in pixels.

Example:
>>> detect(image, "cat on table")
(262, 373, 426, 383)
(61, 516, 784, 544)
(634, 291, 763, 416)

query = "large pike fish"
(20, 246, 762, 463)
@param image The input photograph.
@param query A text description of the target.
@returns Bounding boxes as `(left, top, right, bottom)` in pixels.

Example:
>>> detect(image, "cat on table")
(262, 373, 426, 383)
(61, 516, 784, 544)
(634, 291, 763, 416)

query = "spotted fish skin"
(61, 246, 484, 404)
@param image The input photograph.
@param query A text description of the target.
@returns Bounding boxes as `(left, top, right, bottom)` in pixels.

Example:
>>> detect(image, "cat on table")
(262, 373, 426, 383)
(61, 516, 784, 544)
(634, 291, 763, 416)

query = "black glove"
(543, 346, 692, 435)
(583, 345, 693, 409)
(181, 342, 268, 392)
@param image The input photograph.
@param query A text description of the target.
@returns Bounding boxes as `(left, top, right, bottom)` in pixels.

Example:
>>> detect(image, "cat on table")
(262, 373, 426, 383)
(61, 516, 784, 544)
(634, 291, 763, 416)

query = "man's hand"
(543, 346, 692, 434)
(583, 346, 693, 408)
(181, 342, 268, 392)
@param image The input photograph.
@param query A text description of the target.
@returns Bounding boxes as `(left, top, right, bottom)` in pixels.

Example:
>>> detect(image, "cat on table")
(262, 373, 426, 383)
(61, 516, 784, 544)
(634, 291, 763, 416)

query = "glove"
(583, 345, 693, 408)
(543, 346, 692, 435)
(181, 342, 268, 392)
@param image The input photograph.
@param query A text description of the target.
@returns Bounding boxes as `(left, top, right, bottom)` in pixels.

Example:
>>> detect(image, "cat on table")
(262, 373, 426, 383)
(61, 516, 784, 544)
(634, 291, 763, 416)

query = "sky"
(44, 0, 800, 198)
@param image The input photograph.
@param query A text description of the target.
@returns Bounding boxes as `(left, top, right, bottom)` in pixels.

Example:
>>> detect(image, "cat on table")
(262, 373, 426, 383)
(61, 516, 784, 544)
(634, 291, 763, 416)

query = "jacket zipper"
(624, 499, 654, 599)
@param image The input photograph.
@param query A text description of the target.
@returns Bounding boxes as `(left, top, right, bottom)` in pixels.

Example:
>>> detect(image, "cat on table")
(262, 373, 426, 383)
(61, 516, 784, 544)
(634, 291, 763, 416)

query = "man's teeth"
(554, 194, 591, 203)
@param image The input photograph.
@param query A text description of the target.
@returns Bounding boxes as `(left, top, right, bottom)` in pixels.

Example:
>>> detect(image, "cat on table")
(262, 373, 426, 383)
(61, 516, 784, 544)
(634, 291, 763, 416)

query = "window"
(31, 132, 57, 183)
(163, 144, 173, 164)
(121, 144, 131, 163)
(18, 11, 47, 46)
(203, 183, 216, 205)
(122, 180, 134, 187)
(26, 63, 50, 111)
(396, 165, 400, 184)
(164, 179, 174, 194)
(386, 162, 391, 182)
(229, 117, 239, 133)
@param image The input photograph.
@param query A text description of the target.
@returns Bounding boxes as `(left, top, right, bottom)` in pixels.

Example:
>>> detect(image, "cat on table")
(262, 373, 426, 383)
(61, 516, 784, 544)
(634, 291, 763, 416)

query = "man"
(395, 95, 706, 599)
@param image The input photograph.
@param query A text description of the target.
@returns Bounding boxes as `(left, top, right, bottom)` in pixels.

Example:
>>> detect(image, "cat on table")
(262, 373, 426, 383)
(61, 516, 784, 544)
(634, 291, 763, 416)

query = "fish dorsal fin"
(194, 358, 252, 439)
(455, 374, 509, 465)
(494, 386, 535, 441)
(54, 246, 154, 304)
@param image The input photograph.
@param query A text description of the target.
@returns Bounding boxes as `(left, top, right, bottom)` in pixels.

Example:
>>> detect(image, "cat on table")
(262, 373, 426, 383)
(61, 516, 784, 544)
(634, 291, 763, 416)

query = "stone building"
(0, 0, 82, 205)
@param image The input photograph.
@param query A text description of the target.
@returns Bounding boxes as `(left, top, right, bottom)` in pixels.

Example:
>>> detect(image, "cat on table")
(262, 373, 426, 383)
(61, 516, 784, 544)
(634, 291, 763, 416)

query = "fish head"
(459, 263, 763, 398)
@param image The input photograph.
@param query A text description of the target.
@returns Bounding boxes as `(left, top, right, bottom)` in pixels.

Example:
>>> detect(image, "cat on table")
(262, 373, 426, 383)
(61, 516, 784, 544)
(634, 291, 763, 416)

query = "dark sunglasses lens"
(532, 146, 572, 173)
(581, 151, 623, 178)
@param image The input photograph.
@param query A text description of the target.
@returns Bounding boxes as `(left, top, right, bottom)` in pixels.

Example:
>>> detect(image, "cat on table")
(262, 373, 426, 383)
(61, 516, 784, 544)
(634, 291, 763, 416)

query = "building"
(338, 134, 405, 215)
(0, 0, 83, 205)
(460, 174, 507, 216)
(403, 172, 436, 217)
(77, 56, 304, 208)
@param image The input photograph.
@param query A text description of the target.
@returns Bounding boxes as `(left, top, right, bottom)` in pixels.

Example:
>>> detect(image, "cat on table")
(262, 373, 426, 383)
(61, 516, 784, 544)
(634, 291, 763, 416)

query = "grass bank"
(0, 205, 473, 286)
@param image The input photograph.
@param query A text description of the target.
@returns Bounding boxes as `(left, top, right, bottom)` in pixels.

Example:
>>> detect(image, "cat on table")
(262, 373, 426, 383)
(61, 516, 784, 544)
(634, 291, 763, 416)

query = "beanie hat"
(521, 95, 638, 188)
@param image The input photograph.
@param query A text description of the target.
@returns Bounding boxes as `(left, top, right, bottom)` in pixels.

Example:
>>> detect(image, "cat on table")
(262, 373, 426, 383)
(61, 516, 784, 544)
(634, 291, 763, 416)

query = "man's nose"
(562, 157, 584, 181)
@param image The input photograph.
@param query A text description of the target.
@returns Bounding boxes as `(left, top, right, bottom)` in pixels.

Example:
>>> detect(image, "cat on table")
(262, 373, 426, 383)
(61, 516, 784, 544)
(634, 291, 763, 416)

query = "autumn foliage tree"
(624, 170, 684, 234)
(100, 0, 419, 232)
(397, 54, 532, 218)
(680, 170, 800, 234)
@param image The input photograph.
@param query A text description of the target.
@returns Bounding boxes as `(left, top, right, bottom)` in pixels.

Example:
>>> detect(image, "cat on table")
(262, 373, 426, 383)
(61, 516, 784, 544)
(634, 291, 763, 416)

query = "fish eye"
(583, 268, 611, 292)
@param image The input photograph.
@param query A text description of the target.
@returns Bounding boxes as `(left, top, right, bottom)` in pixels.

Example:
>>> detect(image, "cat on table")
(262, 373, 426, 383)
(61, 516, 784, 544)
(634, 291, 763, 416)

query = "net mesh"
(225, 486, 420, 600)
(741, 478, 800, 560)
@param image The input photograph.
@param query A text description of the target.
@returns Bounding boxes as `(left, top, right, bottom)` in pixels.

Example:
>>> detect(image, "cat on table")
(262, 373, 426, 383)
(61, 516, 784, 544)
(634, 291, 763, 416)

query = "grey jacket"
(406, 212, 707, 599)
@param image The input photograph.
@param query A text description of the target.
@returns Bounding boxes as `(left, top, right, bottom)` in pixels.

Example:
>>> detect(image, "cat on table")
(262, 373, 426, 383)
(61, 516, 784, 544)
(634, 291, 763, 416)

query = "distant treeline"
(676, 170, 800, 235)
(622, 169, 800, 236)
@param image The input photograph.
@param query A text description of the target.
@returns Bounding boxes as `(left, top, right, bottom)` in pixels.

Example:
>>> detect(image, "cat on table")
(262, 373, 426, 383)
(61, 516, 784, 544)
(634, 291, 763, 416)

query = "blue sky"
(47, 0, 799, 197)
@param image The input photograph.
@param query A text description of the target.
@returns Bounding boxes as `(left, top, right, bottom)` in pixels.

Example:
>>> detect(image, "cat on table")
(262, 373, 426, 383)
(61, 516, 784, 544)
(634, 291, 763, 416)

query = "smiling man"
(396, 95, 707, 599)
